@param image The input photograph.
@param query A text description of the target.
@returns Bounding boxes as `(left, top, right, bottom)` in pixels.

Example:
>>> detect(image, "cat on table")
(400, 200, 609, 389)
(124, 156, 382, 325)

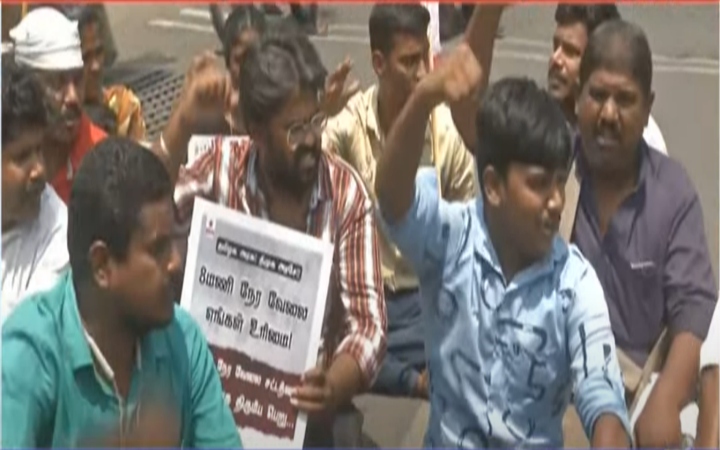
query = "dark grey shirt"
(573, 142, 717, 366)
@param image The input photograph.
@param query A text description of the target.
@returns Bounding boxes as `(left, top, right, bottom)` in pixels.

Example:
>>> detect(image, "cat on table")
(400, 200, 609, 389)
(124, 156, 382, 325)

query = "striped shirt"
(174, 135, 387, 385)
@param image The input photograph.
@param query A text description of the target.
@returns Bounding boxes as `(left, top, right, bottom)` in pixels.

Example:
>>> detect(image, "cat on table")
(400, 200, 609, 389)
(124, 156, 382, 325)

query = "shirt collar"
(365, 85, 433, 146)
(60, 271, 168, 373)
(244, 141, 334, 211)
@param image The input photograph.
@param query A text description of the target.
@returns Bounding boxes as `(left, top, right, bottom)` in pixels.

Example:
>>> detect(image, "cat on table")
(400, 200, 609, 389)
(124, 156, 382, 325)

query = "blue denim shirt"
(380, 169, 630, 447)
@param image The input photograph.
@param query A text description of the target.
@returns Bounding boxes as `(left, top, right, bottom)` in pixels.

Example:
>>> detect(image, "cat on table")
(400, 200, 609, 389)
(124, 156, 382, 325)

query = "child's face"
(485, 163, 568, 262)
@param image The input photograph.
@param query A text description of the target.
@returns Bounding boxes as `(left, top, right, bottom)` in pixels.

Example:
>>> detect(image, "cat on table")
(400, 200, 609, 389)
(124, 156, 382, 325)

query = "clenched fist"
(177, 51, 233, 130)
(417, 43, 482, 109)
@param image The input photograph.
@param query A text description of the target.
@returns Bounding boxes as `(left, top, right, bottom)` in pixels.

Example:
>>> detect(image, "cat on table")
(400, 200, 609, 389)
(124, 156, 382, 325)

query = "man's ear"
(482, 165, 503, 207)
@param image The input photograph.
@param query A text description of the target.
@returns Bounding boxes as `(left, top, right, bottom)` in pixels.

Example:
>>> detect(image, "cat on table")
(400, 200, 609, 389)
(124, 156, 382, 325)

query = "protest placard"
(180, 197, 334, 449)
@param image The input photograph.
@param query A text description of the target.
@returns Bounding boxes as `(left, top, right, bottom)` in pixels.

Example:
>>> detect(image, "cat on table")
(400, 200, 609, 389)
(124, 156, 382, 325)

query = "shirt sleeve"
(174, 136, 221, 223)
(441, 122, 477, 202)
(380, 168, 469, 278)
(2, 325, 56, 448)
(567, 260, 631, 442)
(178, 309, 242, 448)
(334, 175, 387, 386)
(700, 297, 720, 370)
(664, 189, 718, 341)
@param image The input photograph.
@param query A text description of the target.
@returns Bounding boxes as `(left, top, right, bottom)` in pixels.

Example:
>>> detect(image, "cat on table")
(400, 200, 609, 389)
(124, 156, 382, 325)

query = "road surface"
(106, 3, 719, 447)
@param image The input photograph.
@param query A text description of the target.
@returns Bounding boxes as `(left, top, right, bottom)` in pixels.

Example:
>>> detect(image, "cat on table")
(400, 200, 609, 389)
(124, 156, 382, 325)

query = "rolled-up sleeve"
(664, 190, 718, 340)
(700, 298, 720, 370)
(379, 168, 468, 278)
(568, 262, 631, 441)
(334, 175, 387, 386)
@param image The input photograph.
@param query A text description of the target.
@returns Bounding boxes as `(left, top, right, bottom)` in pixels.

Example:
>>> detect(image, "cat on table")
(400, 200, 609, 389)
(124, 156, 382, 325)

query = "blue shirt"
(381, 169, 630, 447)
(2, 271, 241, 448)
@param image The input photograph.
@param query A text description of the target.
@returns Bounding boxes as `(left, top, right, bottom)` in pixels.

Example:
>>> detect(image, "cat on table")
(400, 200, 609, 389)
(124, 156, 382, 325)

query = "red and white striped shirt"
(174, 136, 387, 385)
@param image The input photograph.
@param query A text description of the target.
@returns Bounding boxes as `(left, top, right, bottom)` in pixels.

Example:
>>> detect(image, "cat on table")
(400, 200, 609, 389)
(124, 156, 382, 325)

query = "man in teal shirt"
(2, 137, 241, 448)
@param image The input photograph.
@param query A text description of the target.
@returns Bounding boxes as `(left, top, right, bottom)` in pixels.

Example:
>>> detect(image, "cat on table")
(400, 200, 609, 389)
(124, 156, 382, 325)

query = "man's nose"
(550, 48, 564, 70)
(63, 80, 80, 105)
(28, 152, 46, 184)
(167, 242, 182, 276)
(599, 98, 619, 123)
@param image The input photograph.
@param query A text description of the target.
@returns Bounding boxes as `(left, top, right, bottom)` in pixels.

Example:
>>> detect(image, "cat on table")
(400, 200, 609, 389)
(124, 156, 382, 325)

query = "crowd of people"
(1, 2, 718, 448)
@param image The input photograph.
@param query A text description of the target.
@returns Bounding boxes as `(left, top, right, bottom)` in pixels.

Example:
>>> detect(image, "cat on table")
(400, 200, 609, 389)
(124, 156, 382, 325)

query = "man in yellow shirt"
(325, 3, 476, 398)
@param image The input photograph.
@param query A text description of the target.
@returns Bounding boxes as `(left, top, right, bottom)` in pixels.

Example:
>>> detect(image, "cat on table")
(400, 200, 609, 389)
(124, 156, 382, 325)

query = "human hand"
(416, 42, 481, 109)
(291, 367, 337, 416)
(178, 51, 233, 129)
(321, 57, 361, 117)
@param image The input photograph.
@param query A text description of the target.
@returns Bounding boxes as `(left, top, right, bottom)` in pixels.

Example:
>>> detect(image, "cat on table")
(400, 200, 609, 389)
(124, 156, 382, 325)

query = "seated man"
(325, 3, 476, 399)
(374, 38, 631, 447)
(78, 8, 146, 142)
(159, 21, 386, 448)
(1, 60, 68, 322)
(2, 138, 241, 448)
(696, 299, 719, 448)
(571, 20, 717, 447)
(10, 7, 106, 203)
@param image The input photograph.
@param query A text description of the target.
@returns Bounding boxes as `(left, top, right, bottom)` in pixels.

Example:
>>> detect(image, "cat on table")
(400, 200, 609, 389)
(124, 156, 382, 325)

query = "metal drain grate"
(122, 68, 186, 141)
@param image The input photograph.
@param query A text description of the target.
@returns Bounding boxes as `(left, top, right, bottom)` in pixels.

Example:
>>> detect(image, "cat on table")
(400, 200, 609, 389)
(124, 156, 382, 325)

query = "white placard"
(180, 197, 333, 449)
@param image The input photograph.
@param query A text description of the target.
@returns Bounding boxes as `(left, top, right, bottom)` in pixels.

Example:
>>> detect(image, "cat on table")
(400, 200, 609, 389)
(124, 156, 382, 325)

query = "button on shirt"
(381, 169, 630, 447)
(2, 271, 241, 448)
(573, 143, 717, 366)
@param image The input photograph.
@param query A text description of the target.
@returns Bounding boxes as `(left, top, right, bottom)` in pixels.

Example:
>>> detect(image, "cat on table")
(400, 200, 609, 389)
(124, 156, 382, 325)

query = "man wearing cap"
(10, 7, 106, 204)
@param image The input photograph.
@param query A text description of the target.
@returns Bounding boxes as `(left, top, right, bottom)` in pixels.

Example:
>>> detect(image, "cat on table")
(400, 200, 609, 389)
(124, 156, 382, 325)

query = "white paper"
(181, 198, 333, 449)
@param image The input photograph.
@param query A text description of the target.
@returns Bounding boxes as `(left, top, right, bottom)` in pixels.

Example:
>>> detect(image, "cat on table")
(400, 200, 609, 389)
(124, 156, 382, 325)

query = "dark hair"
(476, 77, 572, 179)
(84, 103, 117, 135)
(368, 4, 430, 54)
(223, 5, 267, 67)
(554, 4, 621, 36)
(68, 137, 173, 283)
(78, 6, 101, 34)
(239, 19, 327, 128)
(1, 59, 50, 147)
(579, 19, 652, 97)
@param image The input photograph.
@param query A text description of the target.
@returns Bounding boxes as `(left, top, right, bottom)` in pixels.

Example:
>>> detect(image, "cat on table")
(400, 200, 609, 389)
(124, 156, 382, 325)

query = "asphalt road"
(106, 3, 719, 446)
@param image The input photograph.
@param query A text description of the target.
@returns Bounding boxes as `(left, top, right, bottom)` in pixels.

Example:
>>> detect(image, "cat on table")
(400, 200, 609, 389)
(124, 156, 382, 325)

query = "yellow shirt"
(324, 85, 477, 292)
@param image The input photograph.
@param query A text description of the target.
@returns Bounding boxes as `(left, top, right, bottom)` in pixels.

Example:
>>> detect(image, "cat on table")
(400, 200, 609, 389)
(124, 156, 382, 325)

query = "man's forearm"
(451, 5, 503, 151)
(591, 414, 631, 448)
(151, 106, 193, 186)
(696, 366, 719, 447)
(326, 353, 364, 409)
(651, 332, 702, 410)
(375, 89, 435, 223)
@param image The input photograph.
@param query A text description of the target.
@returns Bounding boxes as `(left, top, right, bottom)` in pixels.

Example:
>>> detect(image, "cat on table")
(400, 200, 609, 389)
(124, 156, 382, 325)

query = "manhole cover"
(122, 68, 185, 141)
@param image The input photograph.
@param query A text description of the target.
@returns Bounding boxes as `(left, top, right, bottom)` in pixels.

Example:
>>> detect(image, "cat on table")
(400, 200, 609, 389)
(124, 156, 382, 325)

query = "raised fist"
(418, 42, 482, 108)
(177, 51, 233, 129)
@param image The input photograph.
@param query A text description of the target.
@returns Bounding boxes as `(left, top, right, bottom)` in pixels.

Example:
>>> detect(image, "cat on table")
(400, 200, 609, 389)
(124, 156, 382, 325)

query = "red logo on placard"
(205, 217, 216, 236)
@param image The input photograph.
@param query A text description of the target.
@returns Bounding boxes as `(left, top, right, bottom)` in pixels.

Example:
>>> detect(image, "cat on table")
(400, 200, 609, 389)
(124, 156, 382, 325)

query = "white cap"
(9, 7, 83, 71)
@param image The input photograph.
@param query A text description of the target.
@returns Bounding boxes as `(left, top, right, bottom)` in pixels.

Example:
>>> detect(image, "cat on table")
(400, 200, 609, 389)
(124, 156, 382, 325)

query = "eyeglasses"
(286, 112, 327, 147)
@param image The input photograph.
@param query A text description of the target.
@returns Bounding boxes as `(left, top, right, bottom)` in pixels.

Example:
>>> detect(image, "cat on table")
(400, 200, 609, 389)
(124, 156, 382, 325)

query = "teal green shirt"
(2, 271, 242, 448)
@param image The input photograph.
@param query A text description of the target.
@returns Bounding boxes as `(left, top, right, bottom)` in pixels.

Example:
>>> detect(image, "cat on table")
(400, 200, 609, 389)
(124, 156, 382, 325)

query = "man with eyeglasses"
(9, 7, 106, 204)
(160, 21, 386, 448)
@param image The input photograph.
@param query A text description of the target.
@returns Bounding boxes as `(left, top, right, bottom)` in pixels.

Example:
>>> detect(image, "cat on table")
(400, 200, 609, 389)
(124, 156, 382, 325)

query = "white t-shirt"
(1, 185, 69, 323)
(644, 115, 668, 155)
(701, 298, 720, 369)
